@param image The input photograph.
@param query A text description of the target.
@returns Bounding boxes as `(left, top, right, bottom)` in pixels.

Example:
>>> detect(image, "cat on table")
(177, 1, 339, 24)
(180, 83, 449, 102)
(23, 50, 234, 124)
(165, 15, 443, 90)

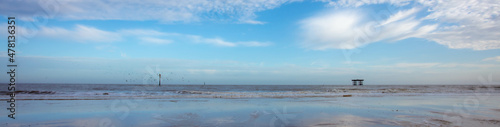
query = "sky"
(1, 0, 499, 85)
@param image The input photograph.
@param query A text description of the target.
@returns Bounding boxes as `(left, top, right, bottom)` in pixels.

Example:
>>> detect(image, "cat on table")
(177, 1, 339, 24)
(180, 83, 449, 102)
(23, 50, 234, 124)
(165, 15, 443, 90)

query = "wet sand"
(2, 95, 500, 127)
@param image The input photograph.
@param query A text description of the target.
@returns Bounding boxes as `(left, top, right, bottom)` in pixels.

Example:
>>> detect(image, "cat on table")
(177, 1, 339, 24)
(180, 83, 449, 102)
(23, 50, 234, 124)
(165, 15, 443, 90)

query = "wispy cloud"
(483, 56, 500, 62)
(188, 35, 272, 47)
(1, 0, 301, 24)
(187, 69, 218, 74)
(371, 62, 499, 68)
(371, 63, 440, 68)
(319, 0, 412, 7)
(33, 25, 271, 47)
(379, 7, 419, 26)
(237, 41, 272, 47)
(189, 36, 237, 47)
(303, 0, 500, 50)
(37, 25, 122, 43)
(139, 37, 173, 45)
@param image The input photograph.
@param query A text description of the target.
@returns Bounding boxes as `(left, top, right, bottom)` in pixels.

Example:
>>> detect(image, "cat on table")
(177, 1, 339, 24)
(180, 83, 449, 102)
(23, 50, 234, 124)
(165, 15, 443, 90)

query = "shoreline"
(2, 92, 500, 100)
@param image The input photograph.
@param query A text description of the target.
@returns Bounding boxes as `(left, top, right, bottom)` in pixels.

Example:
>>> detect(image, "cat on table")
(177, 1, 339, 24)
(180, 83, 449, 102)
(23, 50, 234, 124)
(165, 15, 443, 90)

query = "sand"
(2, 95, 500, 127)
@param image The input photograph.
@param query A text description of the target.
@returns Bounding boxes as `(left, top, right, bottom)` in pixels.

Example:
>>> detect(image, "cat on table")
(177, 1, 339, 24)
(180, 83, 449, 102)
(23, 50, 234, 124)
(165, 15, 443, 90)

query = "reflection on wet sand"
(2, 96, 500, 127)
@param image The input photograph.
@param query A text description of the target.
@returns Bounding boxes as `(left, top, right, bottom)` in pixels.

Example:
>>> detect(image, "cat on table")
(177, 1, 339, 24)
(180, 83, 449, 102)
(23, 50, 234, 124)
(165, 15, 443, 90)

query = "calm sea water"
(1, 83, 499, 100)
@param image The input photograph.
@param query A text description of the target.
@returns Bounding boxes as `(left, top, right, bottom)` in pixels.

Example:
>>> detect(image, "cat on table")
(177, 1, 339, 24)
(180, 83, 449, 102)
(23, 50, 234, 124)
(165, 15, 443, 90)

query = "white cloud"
(190, 36, 237, 47)
(419, 0, 500, 50)
(319, 0, 412, 7)
(304, 0, 500, 50)
(187, 35, 271, 47)
(379, 7, 419, 26)
(139, 37, 173, 45)
(34, 25, 271, 47)
(420, 0, 499, 24)
(237, 41, 272, 47)
(395, 63, 439, 68)
(299, 10, 363, 50)
(371, 62, 499, 68)
(299, 8, 436, 50)
(187, 69, 218, 74)
(483, 56, 500, 62)
(37, 25, 122, 43)
(119, 29, 174, 36)
(371, 63, 439, 68)
(1, 0, 301, 24)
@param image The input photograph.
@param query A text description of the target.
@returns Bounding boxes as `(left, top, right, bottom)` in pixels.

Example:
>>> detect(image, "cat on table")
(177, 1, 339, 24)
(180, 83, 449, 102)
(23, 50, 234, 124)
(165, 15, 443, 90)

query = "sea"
(2, 83, 500, 126)
(2, 83, 499, 100)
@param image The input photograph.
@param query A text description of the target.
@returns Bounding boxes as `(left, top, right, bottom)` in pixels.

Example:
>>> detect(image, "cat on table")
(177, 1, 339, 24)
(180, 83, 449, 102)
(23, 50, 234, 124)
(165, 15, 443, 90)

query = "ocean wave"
(1, 85, 499, 100)
(0, 90, 56, 95)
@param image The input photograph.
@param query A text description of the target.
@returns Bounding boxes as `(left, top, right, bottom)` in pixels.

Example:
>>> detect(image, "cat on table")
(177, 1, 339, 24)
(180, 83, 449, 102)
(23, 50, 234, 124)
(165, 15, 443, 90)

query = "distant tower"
(159, 74, 161, 86)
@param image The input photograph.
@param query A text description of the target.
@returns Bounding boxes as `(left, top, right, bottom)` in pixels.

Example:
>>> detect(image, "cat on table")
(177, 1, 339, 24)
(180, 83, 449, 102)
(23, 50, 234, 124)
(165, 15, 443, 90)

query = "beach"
(2, 84, 500, 126)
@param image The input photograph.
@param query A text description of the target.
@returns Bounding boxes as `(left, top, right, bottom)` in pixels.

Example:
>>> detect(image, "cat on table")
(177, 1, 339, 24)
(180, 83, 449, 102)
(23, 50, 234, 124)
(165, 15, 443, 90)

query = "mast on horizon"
(159, 74, 161, 86)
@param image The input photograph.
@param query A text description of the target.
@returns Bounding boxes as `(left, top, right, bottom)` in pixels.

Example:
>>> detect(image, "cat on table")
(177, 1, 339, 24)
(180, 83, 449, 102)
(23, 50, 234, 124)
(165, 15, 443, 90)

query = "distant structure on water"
(352, 79, 364, 85)
(159, 74, 161, 86)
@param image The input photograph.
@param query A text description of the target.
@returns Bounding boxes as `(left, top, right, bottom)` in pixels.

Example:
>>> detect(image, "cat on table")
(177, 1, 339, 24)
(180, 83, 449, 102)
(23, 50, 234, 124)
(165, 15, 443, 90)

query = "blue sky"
(1, 0, 499, 85)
